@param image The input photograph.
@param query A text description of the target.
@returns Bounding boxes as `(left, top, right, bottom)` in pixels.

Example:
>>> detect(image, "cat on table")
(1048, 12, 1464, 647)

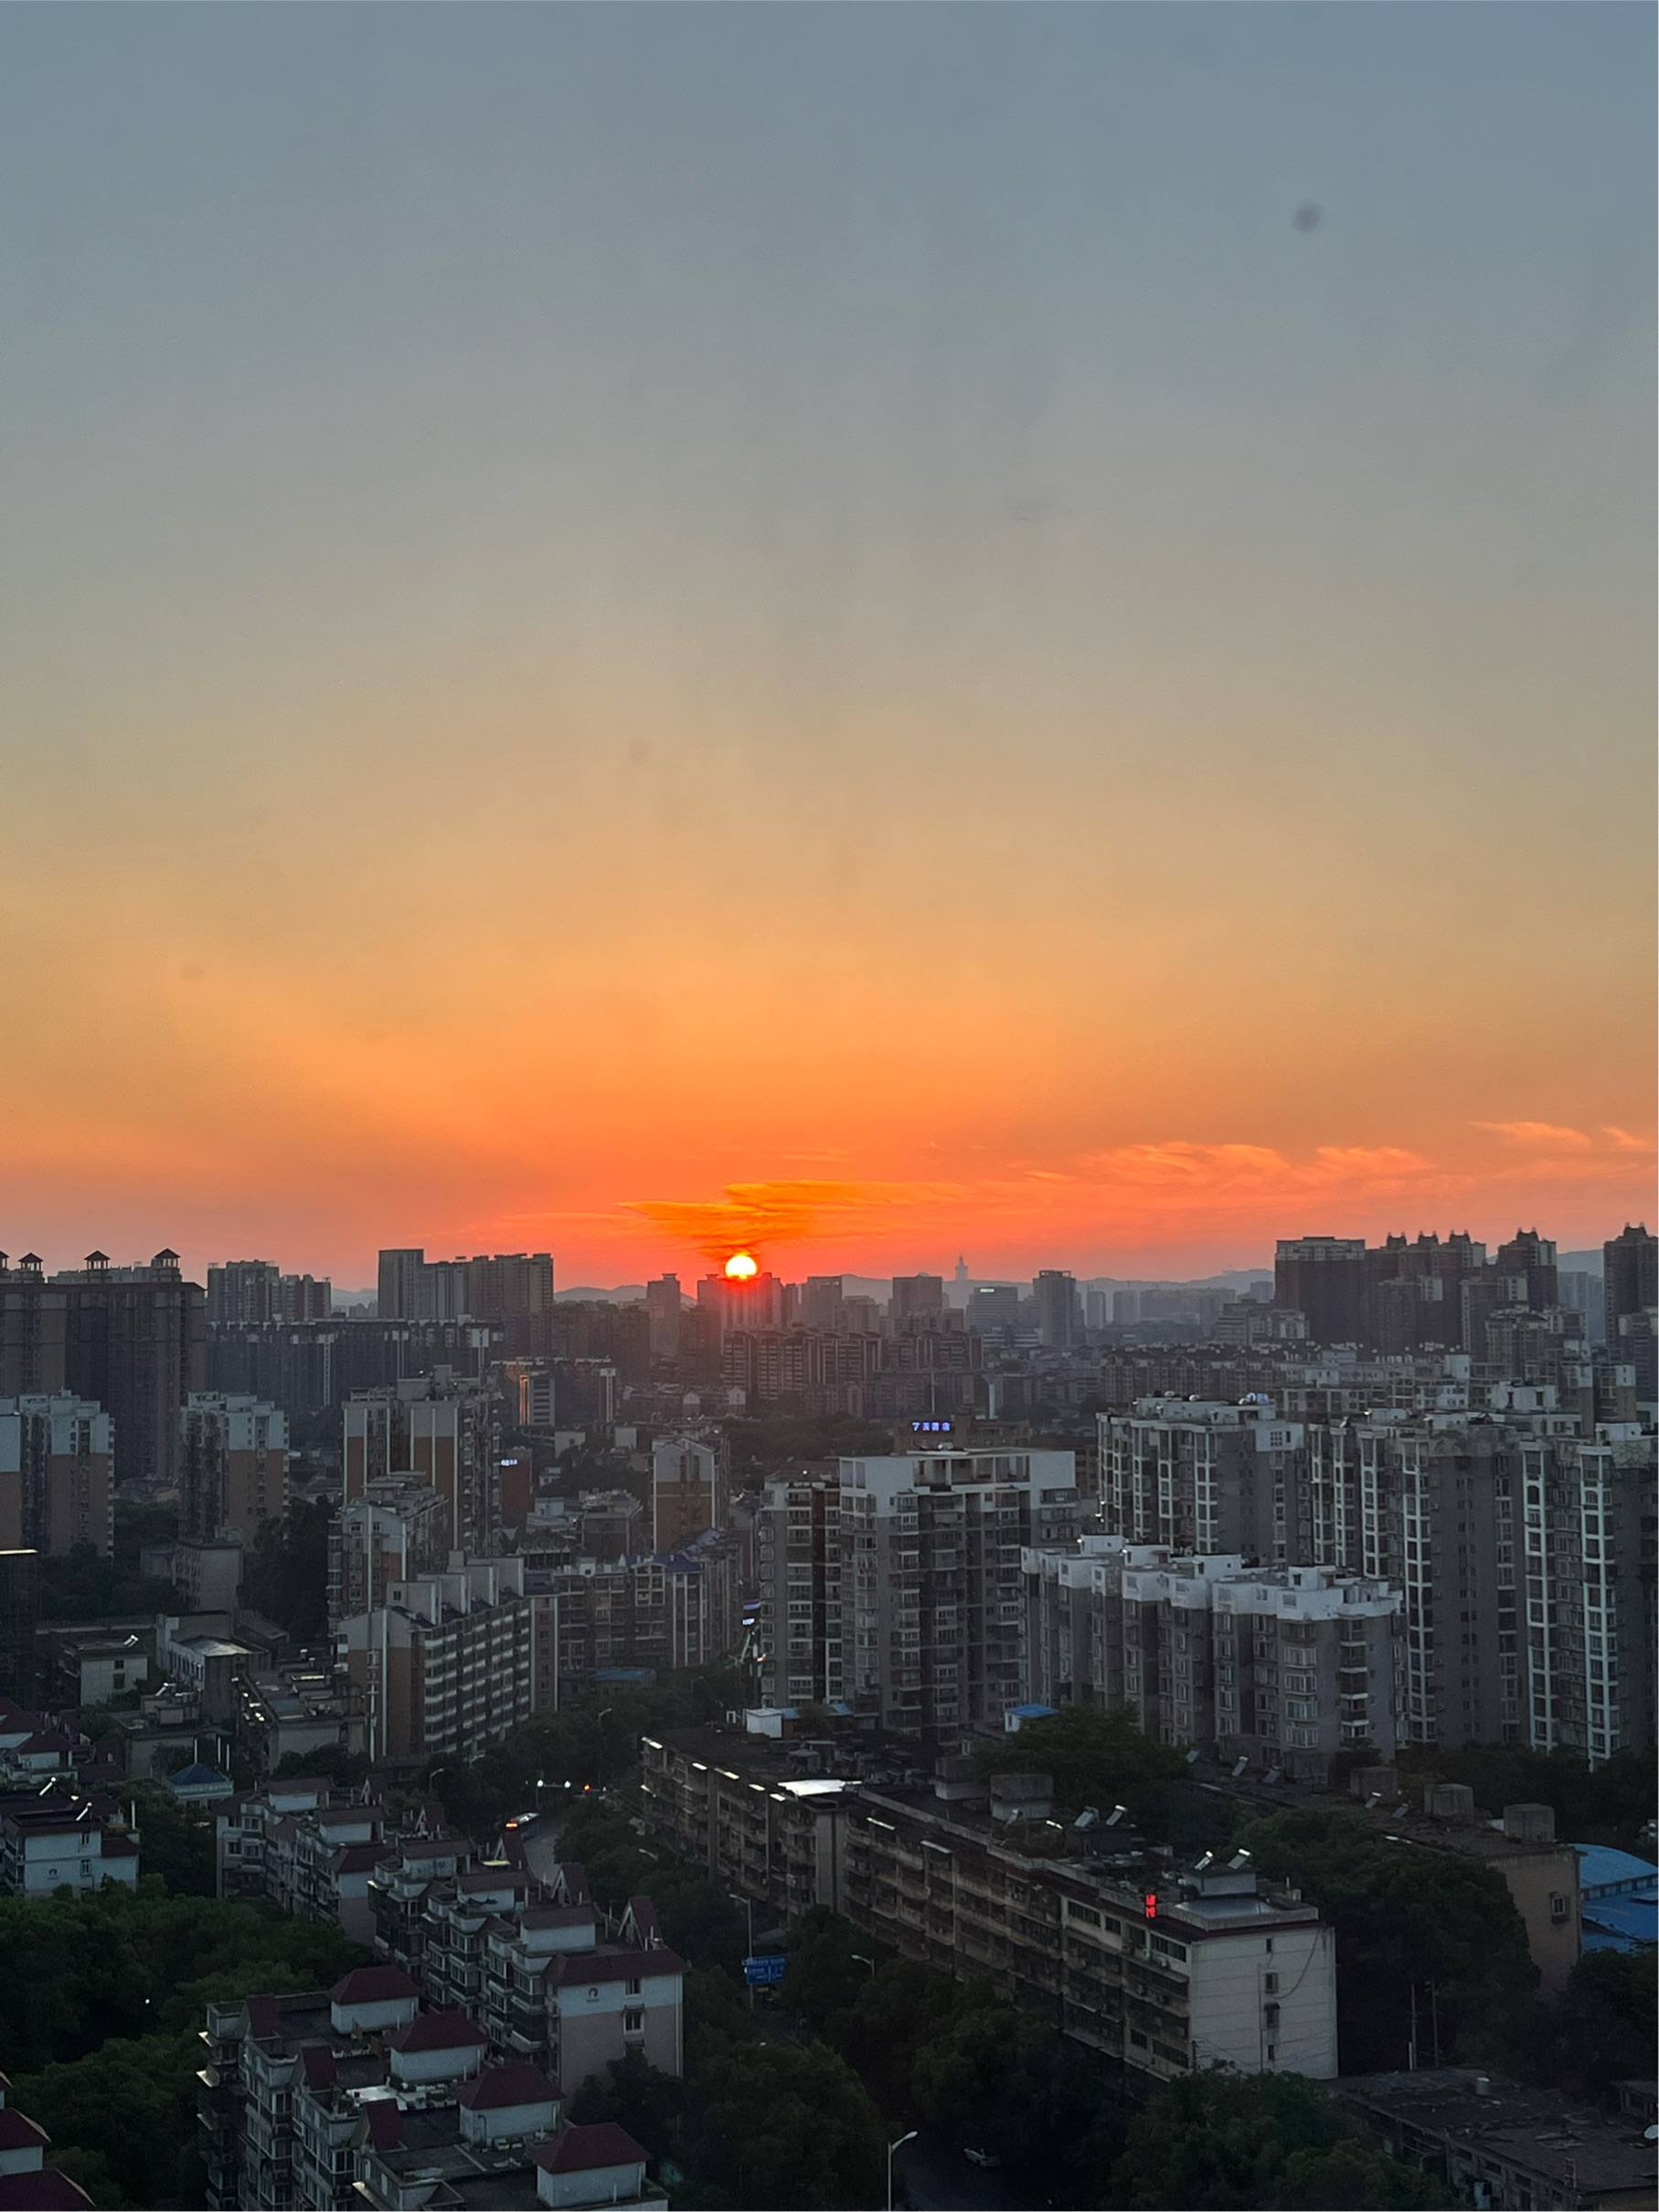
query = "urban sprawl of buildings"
(0, 1223, 1651, 2209)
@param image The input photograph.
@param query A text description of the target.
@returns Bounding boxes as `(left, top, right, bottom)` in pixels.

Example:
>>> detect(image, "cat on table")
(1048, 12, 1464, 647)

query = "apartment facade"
(756, 1446, 1081, 1738)
(181, 1393, 289, 1546)
(650, 1433, 725, 1551)
(0, 1250, 205, 1490)
(1100, 1399, 1309, 1561)
(343, 1374, 501, 1557)
(640, 1727, 1339, 2089)
(341, 1555, 535, 1762)
(0, 1392, 114, 1556)
(1020, 1536, 1402, 1778)
(327, 1477, 449, 1628)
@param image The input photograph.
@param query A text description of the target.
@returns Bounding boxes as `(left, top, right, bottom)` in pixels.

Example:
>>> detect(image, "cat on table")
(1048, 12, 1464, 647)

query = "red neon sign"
(1143, 1891, 1158, 1920)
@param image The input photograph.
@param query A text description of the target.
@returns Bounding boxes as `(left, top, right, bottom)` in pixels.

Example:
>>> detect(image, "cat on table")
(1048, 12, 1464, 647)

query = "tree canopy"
(1111, 2070, 1453, 2209)
(1234, 1807, 1537, 2071)
(974, 1703, 1238, 1850)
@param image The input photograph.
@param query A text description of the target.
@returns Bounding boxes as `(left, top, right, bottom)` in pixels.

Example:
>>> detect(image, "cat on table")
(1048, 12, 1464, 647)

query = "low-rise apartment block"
(639, 1724, 1339, 2089)
(0, 1785, 140, 1895)
(367, 1843, 686, 2096)
(200, 1968, 665, 2212)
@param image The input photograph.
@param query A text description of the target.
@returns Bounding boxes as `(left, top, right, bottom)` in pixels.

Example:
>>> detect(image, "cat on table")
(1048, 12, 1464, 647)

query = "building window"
(623, 2008, 645, 2036)
(626, 1977, 643, 1996)
(1549, 1894, 1570, 1922)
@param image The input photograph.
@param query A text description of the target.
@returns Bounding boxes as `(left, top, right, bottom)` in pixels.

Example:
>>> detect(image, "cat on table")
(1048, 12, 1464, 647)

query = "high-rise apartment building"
(0, 1393, 114, 1556)
(889, 1274, 945, 1321)
(342, 1556, 534, 1762)
(1304, 1417, 1654, 1760)
(180, 1393, 289, 1545)
(0, 1250, 205, 1489)
(1603, 1223, 1657, 1398)
(328, 1480, 450, 1627)
(1032, 1270, 1082, 1349)
(650, 1434, 724, 1551)
(343, 1373, 501, 1556)
(376, 1250, 555, 1350)
(1100, 1399, 1309, 1562)
(756, 1443, 1080, 1736)
(1020, 1536, 1401, 1778)
(207, 1261, 281, 1327)
(1273, 1239, 1369, 1345)
(643, 1274, 682, 1359)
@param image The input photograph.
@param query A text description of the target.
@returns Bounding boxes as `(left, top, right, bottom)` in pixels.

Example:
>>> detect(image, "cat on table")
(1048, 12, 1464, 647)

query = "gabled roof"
(533, 2123, 647, 2175)
(330, 1964, 420, 2007)
(365, 2101, 402, 2152)
(458, 2063, 558, 2111)
(384, 2010, 487, 2053)
(544, 1947, 685, 1988)
(300, 2046, 337, 2090)
(0, 2172, 95, 2208)
(0, 2111, 47, 2152)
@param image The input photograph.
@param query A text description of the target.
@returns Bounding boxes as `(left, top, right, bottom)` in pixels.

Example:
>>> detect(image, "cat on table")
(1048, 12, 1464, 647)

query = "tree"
(782, 1907, 880, 2034)
(240, 1498, 333, 1642)
(1111, 2069, 1452, 2209)
(681, 2035, 886, 2209)
(11, 2031, 204, 2212)
(974, 1704, 1236, 1851)
(824, 1956, 961, 2118)
(569, 2048, 687, 2164)
(1505, 1948, 1657, 2100)
(125, 1782, 217, 1897)
(909, 1994, 1128, 2205)
(1235, 1808, 1537, 2072)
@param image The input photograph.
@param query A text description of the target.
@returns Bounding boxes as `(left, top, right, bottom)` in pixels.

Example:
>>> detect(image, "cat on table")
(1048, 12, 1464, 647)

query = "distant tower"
(954, 1255, 970, 1284)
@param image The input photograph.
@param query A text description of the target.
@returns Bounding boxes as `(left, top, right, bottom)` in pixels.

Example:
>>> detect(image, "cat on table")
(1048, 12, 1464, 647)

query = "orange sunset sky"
(0, 6, 1652, 1287)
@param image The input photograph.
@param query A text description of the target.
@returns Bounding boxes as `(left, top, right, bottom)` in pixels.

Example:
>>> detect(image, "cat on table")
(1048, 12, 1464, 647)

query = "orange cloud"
(625, 1180, 874, 1269)
(1473, 1121, 1594, 1150)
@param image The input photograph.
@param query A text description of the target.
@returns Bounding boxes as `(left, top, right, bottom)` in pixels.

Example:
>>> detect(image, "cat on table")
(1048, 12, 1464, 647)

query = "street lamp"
(887, 2130, 918, 2211)
(728, 1892, 757, 2009)
(851, 1953, 877, 1978)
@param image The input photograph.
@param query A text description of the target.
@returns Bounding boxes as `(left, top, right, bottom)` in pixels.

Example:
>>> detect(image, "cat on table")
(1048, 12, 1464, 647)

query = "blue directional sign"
(743, 1952, 788, 1987)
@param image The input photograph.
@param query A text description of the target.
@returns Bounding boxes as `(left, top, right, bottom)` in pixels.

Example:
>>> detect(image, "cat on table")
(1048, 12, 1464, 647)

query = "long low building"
(639, 1721, 1338, 2088)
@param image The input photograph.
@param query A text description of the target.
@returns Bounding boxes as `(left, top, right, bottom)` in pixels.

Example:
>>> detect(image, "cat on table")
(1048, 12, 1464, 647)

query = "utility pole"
(1408, 1983, 1419, 2071)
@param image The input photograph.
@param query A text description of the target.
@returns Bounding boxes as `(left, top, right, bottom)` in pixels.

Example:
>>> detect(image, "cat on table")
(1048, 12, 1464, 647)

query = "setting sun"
(723, 1251, 759, 1281)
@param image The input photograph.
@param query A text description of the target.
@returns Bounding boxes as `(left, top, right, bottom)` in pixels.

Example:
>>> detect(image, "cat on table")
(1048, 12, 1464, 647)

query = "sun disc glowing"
(724, 1250, 759, 1281)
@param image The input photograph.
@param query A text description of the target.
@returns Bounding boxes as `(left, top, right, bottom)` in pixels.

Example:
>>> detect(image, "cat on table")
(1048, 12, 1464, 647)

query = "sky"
(0, 3, 1652, 1288)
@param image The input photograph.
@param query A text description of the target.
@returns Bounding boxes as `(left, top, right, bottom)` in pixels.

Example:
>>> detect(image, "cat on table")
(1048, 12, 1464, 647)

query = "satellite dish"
(1645, 2125, 1658, 2143)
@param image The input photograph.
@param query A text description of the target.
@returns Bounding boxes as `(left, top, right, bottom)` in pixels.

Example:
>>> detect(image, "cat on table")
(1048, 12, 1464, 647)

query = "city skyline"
(0, 5, 1650, 1291)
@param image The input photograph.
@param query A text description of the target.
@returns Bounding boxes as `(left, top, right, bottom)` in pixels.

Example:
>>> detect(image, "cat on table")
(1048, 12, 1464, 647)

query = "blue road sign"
(742, 1953, 788, 1986)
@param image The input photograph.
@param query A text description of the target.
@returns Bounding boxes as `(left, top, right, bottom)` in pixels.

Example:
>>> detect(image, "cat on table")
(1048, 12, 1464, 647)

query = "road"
(892, 2132, 1037, 2212)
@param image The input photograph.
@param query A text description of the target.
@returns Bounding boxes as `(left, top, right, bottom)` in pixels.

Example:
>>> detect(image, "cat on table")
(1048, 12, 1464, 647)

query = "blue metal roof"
(1574, 1843, 1659, 1896)
(1581, 1893, 1657, 1952)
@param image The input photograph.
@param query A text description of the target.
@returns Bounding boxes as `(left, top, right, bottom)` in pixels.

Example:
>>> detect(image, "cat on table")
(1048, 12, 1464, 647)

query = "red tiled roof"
(331, 1844, 389, 1873)
(459, 2063, 558, 2111)
(330, 1965, 420, 2006)
(533, 2123, 646, 2175)
(365, 2102, 402, 2152)
(244, 1996, 282, 2039)
(0, 2171, 95, 2208)
(384, 2010, 487, 2053)
(545, 1948, 684, 1987)
(300, 2047, 337, 2090)
(0, 2111, 47, 2152)
(521, 1905, 595, 1930)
